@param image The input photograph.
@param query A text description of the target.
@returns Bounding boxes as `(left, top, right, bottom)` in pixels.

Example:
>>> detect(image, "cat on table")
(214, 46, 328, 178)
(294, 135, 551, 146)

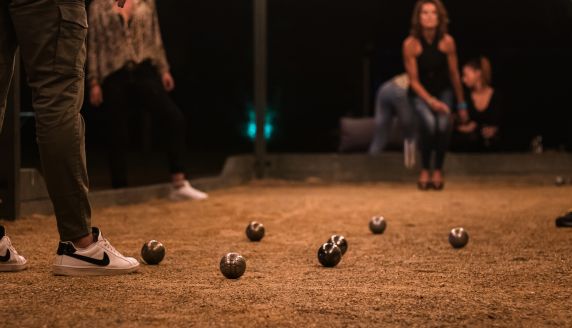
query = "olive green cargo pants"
(0, 0, 91, 241)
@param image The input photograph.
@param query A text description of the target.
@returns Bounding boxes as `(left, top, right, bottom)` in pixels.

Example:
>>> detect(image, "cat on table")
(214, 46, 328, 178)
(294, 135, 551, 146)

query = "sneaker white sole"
(169, 194, 208, 202)
(53, 263, 139, 276)
(0, 262, 28, 272)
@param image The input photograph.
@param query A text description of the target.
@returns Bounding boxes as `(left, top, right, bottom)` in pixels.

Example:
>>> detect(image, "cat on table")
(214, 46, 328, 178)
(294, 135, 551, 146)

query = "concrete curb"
(19, 152, 572, 216)
(20, 155, 255, 217)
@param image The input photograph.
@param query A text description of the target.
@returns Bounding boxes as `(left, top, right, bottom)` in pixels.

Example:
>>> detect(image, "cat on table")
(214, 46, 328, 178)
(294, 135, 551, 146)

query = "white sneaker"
(169, 181, 208, 201)
(404, 139, 416, 169)
(53, 227, 139, 276)
(0, 226, 28, 272)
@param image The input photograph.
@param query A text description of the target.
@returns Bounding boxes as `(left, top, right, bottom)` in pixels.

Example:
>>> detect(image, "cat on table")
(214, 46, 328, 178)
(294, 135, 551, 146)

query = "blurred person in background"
(88, 0, 207, 200)
(453, 57, 502, 152)
(1, 0, 139, 276)
(369, 73, 417, 169)
(403, 0, 468, 190)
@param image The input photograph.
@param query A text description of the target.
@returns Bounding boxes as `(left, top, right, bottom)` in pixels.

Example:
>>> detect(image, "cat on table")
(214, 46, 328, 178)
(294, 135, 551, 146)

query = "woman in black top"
(454, 57, 502, 151)
(403, 0, 467, 190)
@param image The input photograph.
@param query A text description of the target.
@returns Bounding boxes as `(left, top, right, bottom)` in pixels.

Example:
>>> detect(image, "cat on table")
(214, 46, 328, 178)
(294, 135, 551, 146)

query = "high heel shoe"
(431, 181, 445, 191)
(417, 181, 431, 191)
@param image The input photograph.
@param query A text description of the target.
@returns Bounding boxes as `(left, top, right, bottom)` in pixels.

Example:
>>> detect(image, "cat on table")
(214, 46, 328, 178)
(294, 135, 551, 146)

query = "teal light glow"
(246, 106, 274, 141)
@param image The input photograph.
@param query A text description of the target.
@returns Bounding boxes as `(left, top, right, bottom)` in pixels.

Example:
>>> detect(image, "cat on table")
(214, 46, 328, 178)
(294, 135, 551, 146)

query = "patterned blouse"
(88, 0, 170, 85)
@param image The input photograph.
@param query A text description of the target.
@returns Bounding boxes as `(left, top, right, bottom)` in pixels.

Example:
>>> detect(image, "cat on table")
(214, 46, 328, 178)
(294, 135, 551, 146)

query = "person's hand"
(457, 121, 477, 134)
(116, 0, 126, 8)
(482, 126, 498, 139)
(458, 109, 469, 123)
(162, 72, 175, 92)
(90, 84, 103, 107)
(427, 98, 450, 114)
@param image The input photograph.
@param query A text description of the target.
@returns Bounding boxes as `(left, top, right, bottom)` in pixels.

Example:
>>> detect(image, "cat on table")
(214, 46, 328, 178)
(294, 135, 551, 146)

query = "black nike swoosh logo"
(66, 252, 110, 266)
(0, 249, 10, 262)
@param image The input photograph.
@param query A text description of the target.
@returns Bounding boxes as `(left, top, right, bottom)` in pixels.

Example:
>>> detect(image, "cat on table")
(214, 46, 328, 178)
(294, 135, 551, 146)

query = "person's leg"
(369, 84, 394, 154)
(395, 88, 416, 143)
(394, 86, 416, 168)
(10, 0, 91, 243)
(432, 90, 454, 188)
(133, 67, 186, 177)
(0, 1, 17, 131)
(411, 96, 436, 188)
(101, 71, 131, 188)
(133, 65, 207, 200)
(412, 96, 435, 169)
(433, 90, 453, 171)
(10, 0, 138, 275)
(0, 3, 28, 272)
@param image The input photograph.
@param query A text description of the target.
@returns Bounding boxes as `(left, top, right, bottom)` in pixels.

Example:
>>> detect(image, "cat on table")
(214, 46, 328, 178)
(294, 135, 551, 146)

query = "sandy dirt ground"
(1, 180, 572, 327)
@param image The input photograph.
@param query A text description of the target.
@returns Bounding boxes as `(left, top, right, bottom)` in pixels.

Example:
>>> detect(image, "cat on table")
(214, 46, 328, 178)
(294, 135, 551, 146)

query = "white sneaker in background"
(169, 181, 208, 201)
(53, 227, 139, 276)
(0, 226, 28, 272)
(409, 140, 417, 168)
(404, 139, 416, 169)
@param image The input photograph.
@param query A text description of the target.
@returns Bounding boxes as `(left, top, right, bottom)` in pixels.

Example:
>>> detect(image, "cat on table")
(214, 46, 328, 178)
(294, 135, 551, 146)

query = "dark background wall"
(261, 0, 572, 152)
(21, 0, 572, 157)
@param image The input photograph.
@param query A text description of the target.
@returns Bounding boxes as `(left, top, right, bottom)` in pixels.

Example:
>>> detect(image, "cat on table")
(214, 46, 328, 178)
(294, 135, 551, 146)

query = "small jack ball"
(141, 240, 166, 265)
(327, 235, 348, 255)
(317, 242, 342, 267)
(220, 253, 246, 279)
(246, 221, 265, 241)
(369, 216, 387, 234)
(555, 176, 566, 186)
(449, 228, 469, 248)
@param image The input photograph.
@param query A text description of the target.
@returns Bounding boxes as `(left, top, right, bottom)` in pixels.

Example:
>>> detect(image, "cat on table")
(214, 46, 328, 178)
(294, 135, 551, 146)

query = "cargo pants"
(0, 0, 91, 241)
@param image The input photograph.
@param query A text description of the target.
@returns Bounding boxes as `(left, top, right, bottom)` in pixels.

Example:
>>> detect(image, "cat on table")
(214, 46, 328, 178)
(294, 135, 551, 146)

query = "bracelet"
(457, 102, 468, 110)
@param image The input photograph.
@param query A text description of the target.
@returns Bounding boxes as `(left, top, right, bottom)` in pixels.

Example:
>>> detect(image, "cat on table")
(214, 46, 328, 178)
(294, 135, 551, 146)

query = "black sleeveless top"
(417, 33, 450, 97)
(466, 89, 502, 128)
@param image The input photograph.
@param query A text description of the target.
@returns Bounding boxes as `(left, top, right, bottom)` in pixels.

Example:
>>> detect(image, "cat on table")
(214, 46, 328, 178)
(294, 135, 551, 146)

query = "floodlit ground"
(2, 180, 571, 327)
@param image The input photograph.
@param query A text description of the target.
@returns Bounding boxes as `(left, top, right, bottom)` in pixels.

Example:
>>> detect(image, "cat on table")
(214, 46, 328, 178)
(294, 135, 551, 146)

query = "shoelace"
(101, 238, 122, 257)
(4, 237, 19, 255)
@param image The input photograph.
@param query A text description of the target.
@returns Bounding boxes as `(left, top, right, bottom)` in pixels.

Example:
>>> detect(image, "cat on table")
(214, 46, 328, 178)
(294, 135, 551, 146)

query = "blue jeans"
(369, 81, 415, 154)
(411, 89, 453, 170)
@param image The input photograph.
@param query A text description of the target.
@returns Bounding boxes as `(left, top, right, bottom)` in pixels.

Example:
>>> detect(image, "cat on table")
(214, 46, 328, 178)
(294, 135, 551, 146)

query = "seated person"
(454, 57, 502, 152)
(369, 74, 416, 168)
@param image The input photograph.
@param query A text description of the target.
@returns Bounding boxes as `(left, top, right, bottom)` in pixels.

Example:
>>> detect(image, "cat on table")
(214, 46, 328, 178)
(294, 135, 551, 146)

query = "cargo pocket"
(54, 2, 88, 76)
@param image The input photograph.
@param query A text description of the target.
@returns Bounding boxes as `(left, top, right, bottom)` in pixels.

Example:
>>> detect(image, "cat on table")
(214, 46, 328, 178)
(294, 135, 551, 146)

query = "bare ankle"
(432, 170, 443, 181)
(171, 173, 186, 187)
